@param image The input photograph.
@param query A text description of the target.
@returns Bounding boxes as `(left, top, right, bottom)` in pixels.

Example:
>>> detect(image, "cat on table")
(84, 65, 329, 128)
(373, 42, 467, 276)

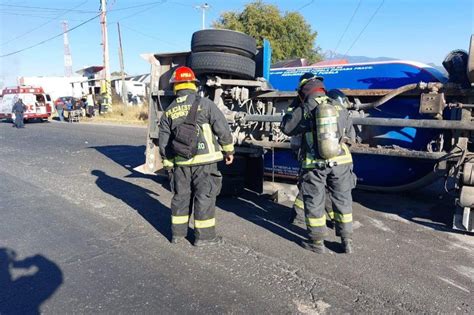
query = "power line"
(0, 11, 83, 20)
(343, 0, 385, 57)
(168, 1, 192, 7)
(333, 0, 362, 53)
(297, 0, 315, 11)
(0, 0, 167, 48)
(0, 0, 167, 51)
(0, 3, 97, 13)
(0, 14, 100, 58)
(0, 1, 165, 14)
(0, 10, 61, 16)
(108, 0, 167, 23)
(121, 24, 180, 48)
(0, 1, 168, 16)
(1, 1, 89, 47)
(108, 1, 165, 12)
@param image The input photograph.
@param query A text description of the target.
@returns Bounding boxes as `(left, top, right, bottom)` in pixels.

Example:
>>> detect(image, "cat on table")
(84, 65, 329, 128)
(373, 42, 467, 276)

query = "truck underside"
(138, 32, 474, 233)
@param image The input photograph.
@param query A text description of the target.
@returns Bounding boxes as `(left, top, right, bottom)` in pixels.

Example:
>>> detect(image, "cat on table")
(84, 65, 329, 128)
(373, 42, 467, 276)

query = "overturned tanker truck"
(138, 29, 474, 233)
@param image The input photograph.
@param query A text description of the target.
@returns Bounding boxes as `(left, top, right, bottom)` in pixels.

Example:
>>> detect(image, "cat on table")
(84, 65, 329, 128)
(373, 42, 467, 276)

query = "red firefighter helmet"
(169, 66, 198, 84)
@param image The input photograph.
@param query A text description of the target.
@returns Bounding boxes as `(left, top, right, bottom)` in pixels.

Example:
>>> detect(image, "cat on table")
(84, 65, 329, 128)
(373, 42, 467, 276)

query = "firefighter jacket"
(281, 93, 356, 169)
(158, 90, 234, 168)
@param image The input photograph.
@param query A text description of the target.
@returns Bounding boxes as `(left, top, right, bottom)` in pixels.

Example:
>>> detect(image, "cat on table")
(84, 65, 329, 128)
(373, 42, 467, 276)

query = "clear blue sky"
(0, 0, 473, 85)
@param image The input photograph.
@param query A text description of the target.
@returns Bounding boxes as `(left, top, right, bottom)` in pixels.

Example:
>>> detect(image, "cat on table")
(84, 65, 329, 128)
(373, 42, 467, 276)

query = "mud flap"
(453, 206, 474, 233)
(134, 137, 164, 175)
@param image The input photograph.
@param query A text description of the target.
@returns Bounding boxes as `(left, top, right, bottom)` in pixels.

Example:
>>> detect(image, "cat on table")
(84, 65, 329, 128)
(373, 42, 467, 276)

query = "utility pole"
(195, 3, 210, 30)
(62, 21, 73, 77)
(100, 0, 111, 112)
(117, 22, 127, 105)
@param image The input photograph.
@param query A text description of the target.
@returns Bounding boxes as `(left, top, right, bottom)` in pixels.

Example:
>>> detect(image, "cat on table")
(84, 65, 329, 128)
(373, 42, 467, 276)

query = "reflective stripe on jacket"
(280, 94, 355, 170)
(302, 133, 352, 169)
(158, 91, 234, 167)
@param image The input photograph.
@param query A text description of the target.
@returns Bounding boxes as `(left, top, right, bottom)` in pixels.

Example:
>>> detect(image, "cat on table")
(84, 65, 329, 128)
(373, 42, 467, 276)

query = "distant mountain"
(323, 51, 396, 64)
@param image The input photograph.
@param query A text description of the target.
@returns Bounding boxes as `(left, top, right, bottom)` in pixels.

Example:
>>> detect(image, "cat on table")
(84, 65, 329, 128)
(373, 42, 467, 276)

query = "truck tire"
(191, 29, 257, 58)
(190, 51, 256, 79)
(468, 35, 474, 84)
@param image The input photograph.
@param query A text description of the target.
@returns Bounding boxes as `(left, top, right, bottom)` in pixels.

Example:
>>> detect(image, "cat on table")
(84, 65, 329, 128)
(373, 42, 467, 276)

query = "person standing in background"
(11, 98, 27, 128)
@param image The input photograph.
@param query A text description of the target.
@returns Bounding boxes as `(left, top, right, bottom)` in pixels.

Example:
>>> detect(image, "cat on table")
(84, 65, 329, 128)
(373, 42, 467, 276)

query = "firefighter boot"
(301, 239, 326, 254)
(342, 237, 354, 254)
(194, 236, 223, 247)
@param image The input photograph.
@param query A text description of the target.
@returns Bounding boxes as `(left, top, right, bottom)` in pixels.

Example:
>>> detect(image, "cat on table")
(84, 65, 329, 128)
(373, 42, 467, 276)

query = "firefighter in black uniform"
(158, 66, 235, 246)
(281, 75, 356, 254)
(12, 98, 27, 128)
(290, 87, 354, 224)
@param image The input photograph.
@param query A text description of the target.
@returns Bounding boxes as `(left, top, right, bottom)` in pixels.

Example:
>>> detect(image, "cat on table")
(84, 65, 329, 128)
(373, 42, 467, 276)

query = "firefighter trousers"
(169, 163, 222, 240)
(301, 163, 356, 241)
(14, 112, 24, 128)
(294, 183, 334, 221)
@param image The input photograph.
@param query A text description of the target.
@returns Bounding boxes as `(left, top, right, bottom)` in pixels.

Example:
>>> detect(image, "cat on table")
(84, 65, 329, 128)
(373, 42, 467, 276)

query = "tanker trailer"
(137, 29, 474, 232)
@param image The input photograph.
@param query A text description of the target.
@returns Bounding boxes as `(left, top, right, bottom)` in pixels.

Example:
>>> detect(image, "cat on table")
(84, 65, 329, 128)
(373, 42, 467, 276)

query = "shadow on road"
(1, 119, 49, 125)
(90, 145, 346, 244)
(217, 191, 308, 244)
(0, 248, 63, 314)
(353, 182, 455, 232)
(91, 170, 172, 240)
(90, 145, 154, 179)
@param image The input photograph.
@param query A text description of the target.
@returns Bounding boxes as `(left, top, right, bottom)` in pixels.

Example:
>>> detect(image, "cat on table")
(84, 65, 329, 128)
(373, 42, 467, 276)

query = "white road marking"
(365, 217, 394, 233)
(438, 277, 470, 293)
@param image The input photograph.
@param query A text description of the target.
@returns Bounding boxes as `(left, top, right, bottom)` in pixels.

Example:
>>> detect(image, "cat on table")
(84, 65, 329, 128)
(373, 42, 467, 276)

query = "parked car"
(54, 96, 78, 110)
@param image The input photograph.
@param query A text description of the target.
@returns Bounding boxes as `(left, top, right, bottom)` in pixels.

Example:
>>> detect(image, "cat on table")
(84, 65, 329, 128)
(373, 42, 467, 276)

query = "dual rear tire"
(190, 29, 257, 79)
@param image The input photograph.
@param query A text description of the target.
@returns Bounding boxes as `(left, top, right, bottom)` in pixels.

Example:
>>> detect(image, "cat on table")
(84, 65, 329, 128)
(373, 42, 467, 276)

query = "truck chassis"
(138, 37, 474, 233)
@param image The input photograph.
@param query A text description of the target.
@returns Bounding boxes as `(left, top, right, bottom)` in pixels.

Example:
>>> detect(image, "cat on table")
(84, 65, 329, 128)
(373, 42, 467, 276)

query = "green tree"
(212, 1, 322, 63)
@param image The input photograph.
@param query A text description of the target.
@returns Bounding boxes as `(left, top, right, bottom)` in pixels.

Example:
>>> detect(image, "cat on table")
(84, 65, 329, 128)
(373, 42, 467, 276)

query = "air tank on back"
(315, 101, 341, 160)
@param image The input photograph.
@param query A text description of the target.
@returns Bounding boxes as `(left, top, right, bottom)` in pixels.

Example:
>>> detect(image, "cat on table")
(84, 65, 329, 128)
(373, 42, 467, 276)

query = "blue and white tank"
(265, 60, 448, 190)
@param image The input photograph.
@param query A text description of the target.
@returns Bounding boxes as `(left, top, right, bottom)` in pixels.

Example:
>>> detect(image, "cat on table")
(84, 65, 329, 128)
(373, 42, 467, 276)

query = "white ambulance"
(0, 86, 53, 121)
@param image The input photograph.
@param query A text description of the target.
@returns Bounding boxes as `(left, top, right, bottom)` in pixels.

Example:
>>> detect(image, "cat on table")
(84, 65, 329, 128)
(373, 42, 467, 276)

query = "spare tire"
(468, 35, 474, 84)
(191, 29, 257, 58)
(442, 49, 469, 86)
(190, 51, 256, 79)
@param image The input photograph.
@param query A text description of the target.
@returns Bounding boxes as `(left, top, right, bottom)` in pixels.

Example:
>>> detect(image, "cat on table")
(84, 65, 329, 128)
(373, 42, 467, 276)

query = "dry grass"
(83, 103, 149, 125)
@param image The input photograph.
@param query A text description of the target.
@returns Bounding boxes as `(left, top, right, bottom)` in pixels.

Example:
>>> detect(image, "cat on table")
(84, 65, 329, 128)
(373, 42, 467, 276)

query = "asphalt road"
(0, 120, 472, 314)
